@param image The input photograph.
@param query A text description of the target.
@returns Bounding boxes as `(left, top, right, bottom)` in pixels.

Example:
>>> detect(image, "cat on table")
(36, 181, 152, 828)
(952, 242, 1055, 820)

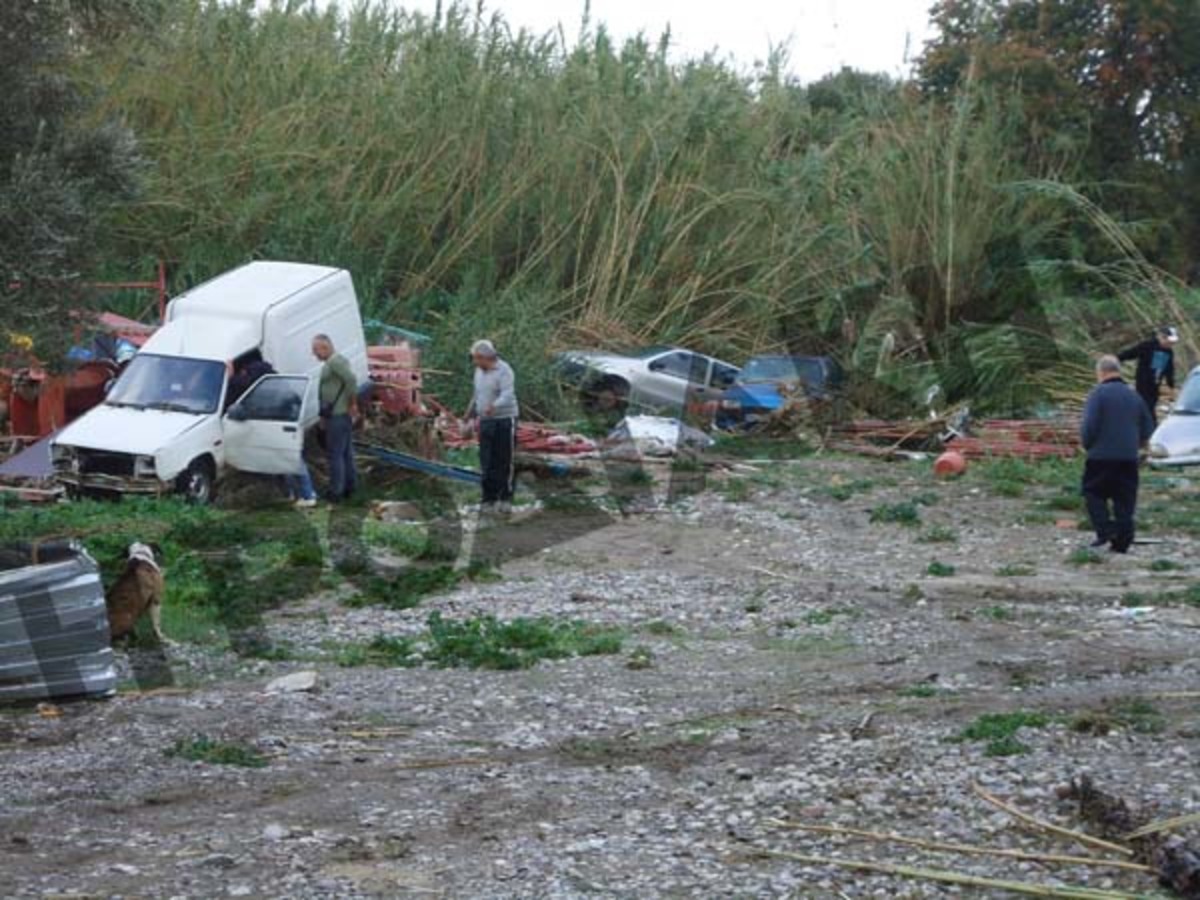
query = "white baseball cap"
(1159, 326, 1180, 343)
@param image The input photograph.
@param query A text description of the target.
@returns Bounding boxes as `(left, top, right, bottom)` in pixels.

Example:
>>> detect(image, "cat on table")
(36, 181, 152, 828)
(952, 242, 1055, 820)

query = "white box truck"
(51, 261, 369, 503)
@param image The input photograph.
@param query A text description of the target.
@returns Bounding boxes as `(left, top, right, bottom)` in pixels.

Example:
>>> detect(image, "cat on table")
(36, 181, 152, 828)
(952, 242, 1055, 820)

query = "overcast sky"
(401, 0, 936, 82)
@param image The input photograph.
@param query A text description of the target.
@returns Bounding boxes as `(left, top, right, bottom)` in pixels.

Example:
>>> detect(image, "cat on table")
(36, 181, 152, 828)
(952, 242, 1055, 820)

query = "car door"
(221, 375, 310, 475)
(641, 351, 708, 411)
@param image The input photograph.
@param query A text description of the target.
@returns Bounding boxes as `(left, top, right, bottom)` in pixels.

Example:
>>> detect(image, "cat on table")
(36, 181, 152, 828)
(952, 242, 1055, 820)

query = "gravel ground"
(2, 454, 1198, 898)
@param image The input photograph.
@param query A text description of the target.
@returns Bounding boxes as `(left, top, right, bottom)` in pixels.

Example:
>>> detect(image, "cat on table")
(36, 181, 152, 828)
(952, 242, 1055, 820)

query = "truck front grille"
(78, 451, 136, 477)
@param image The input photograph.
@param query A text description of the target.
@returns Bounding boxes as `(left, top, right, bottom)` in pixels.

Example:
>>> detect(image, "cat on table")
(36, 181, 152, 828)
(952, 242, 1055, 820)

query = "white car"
(1149, 365, 1200, 468)
(51, 262, 369, 503)
(554, 346, 740, 414)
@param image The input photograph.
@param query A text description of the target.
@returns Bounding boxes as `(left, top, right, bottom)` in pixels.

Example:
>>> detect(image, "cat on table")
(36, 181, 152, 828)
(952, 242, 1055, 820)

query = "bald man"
(1080, 354, 1154, 553)
(312, 333, 358, 502)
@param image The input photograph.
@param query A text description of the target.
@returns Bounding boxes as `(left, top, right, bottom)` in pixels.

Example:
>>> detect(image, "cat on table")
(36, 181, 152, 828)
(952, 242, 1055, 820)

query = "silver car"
(555, 346, 740, 414)
(1149, 365, 1200, 467)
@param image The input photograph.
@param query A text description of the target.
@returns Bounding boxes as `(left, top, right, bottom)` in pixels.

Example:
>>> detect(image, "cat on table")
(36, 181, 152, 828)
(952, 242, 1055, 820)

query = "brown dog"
(106, 542, 165, 643)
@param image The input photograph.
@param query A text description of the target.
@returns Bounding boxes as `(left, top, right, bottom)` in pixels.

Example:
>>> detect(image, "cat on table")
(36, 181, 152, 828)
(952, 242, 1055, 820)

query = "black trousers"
(1138, 388, 1159, 426)
(479, 416, 516, 504)
(1082, 459, 1139, 552)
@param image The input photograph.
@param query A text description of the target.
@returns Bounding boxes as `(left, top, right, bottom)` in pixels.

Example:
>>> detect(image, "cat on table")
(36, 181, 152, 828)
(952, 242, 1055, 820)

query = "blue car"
(716, 355, 842, 430)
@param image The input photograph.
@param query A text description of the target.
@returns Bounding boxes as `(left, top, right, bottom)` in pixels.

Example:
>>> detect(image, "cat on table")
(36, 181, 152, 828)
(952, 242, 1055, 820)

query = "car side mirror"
(227, 405, 248, 422)
(648, 361, 664, 372)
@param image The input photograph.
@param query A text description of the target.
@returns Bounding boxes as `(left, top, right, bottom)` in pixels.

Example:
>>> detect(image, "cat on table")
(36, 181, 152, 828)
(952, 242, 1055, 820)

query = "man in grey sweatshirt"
(465, 339, 519, 514)
(1080, 355, 1155, 553)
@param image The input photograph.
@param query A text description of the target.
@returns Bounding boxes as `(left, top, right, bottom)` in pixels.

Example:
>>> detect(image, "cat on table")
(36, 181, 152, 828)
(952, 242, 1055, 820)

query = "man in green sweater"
(312, 334, 358, 501)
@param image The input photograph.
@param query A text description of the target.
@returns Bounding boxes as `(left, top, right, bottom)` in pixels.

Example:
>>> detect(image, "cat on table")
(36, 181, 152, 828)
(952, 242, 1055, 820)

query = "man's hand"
(483, 403, 495, 417)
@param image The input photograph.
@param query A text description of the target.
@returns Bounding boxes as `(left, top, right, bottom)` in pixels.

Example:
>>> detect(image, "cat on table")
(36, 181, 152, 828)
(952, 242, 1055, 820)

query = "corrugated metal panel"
(0, 543, 117, 702)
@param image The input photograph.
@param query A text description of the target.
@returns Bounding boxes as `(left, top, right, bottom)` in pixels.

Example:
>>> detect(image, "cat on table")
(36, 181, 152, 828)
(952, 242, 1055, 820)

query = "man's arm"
(1116, 341, 1144, 363)
(492, 364, 516, 413)
(1079, 391, 1100, 450)
(332, 357, 357, 399)
(1166, 353, 1175, 389)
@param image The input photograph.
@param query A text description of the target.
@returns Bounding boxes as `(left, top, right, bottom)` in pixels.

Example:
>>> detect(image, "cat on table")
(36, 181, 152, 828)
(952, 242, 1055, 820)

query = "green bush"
(424, 613, 623, 670)
(870, 502, 921, 526)
(166, 735, 267, 768)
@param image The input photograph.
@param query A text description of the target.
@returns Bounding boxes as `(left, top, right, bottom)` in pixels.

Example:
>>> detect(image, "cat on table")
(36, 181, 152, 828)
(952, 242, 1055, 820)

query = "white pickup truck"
(51, 261, 369, 503)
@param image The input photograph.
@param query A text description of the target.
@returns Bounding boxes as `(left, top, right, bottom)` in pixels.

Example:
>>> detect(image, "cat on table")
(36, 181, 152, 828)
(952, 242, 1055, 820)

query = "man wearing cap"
(1081, 355, 1155, 554)
(1118, 326, 1179, 425)
(463, 340, 518, 515)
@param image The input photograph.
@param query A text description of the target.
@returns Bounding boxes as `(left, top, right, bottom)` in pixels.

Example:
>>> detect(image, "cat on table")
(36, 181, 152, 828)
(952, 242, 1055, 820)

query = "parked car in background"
(715, 354, 843, 430)
(1149, 365, 1200, 468)
(554, 346, 740, 414)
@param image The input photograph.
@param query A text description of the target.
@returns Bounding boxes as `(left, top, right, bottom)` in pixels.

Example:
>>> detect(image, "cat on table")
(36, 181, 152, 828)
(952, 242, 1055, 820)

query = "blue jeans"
(285, 463, 316, 501)
(325, 414, 357, 500)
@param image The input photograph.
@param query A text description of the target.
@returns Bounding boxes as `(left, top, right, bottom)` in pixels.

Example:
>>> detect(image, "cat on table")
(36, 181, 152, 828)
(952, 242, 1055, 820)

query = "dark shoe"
(1089, 536, 1109, 548)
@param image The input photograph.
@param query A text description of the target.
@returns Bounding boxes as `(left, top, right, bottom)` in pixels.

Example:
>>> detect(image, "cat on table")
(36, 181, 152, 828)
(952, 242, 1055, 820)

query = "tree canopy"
(0, 1, 155, 361)
(918, 0, 1200, 269)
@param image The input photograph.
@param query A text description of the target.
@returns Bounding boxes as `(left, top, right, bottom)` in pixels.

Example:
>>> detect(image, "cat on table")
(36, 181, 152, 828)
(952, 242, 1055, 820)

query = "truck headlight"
(133, 455, 157, 477)
(1149, 443, 1169, 458)
(51, 445, 79, 472)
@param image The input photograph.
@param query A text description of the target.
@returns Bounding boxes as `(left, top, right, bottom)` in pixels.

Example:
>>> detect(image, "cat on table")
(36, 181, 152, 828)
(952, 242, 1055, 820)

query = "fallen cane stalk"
(744, 848, 1142, 899)
(392, 756, 505, 770)
(1125, 811, 1200, 840)
(973, 784, 1135, 858)
(763, 820, 1151, 873)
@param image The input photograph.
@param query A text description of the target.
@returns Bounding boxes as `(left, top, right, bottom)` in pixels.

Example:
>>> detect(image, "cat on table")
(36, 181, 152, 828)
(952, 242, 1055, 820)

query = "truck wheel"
(177, 459, 215, 505)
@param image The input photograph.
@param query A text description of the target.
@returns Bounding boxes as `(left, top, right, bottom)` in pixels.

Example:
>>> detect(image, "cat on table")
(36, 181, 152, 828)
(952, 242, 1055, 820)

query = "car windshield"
(105, 354, 225, 415)
(739, 357, 823, 385)
(1176, 373, 1200, 414)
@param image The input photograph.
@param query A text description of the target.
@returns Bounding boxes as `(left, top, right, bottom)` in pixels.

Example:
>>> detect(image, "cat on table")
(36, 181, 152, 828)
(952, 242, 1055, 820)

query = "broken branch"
(763, 820, 1151, 873)
(1127, 813, 1200, 841)
(973, 783, 1134, 858)
(745, 847, 1141, 899)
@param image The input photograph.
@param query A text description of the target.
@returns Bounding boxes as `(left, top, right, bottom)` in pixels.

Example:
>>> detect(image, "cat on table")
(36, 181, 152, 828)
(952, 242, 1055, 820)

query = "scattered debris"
(603, 415, 713, 460)
(265, 671, 319, 694)
(830, 414, 1080, 461)
(1065, 775, 1200, 898)
(0, 542, 117, 703)
(934, 449, 967, 477)
(764, 820, 1151, 873)
(745, 847, 1139, 899)
(973, 782, 1133, 857)
(368, 500, 425, 523)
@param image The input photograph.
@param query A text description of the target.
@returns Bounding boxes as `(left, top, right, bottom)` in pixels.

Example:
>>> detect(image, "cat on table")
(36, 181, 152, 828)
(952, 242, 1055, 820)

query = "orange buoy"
(933, 449, 967, 478)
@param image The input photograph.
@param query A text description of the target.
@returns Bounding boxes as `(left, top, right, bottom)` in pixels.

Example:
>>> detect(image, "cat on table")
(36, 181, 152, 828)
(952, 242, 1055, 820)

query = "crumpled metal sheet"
(0, 434, 56, 480)
(0, 543, 117, 703)
(603, 415, 714, 459)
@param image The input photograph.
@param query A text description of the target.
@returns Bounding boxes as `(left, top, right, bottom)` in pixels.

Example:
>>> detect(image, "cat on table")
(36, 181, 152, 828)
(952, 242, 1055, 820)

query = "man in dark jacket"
(1118, 326, 1179, 424)
(1080, 355, 1155, 553)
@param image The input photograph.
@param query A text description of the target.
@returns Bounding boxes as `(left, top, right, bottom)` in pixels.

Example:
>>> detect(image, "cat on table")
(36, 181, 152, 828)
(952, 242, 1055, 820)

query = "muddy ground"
(2, 454, 1198, 898)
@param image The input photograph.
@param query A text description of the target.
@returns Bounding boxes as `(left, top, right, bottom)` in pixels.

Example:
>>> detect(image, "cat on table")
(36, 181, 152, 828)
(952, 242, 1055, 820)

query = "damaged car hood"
(53, 405, 209, 456)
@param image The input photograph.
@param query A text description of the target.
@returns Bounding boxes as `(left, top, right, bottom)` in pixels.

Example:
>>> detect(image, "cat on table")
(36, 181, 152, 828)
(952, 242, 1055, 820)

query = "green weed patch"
(166, 735, 268, 768)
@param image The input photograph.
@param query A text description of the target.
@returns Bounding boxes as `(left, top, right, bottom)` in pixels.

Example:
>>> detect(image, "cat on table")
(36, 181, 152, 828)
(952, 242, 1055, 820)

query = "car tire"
(176, 458, 216, 505)
(583, 377, 629, 415)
